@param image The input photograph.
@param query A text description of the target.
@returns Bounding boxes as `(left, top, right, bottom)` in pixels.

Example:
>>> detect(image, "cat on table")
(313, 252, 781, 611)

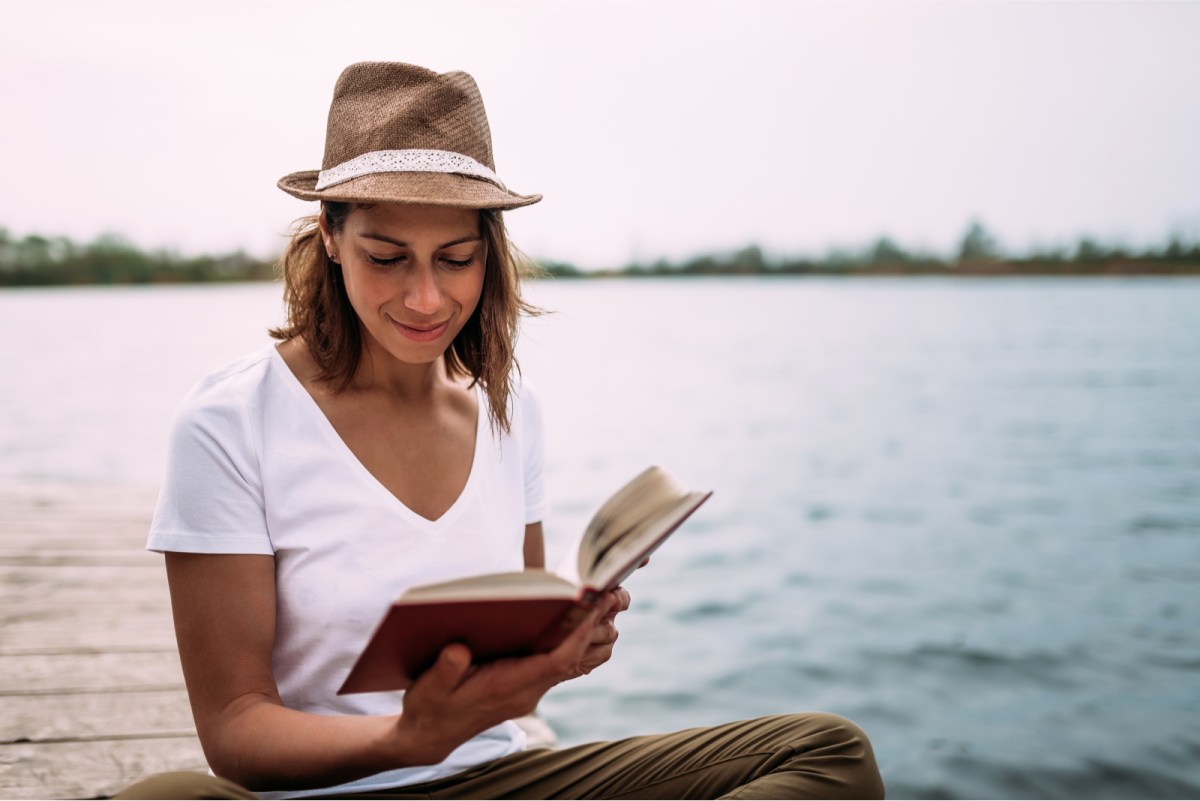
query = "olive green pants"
(114, 713, 884, 800)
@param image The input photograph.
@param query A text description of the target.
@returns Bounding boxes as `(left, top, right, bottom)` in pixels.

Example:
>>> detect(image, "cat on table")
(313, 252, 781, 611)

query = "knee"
(783, 712, 886, 799)
(802, 711, 872, 747)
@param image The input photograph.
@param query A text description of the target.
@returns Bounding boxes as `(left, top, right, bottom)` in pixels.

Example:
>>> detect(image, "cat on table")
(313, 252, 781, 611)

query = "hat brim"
(277, 170, 541, 210)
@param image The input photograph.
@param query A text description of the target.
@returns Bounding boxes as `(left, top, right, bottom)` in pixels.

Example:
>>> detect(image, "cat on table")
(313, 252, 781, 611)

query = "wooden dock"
(0, 484, 559, 799)
(0, 483, 206, 799)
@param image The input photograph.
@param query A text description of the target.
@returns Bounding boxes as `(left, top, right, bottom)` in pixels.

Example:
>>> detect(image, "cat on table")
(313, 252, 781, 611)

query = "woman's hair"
(269, 201, 541, 433)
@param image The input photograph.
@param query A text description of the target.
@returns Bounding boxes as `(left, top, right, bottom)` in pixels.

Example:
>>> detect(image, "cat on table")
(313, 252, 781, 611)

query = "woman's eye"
(440, 255, 476, 269)
(367, 254, 405, 267)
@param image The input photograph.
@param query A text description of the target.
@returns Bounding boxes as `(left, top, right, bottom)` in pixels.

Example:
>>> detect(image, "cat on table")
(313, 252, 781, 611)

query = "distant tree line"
(2, 220, 1198, 287)
(0, 230, 274, 286)
(546, 219, 1200, 278)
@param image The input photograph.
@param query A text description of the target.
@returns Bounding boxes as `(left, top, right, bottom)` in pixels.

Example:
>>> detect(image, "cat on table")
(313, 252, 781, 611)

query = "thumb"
(419, 642, 473, 694)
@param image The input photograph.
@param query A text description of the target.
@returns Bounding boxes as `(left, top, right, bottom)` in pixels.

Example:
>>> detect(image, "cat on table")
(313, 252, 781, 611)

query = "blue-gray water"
(2, 278, 1198, 798)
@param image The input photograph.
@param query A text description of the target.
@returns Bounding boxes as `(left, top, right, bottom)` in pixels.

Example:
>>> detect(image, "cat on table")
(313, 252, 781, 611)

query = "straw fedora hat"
(278, 62, 540, 210)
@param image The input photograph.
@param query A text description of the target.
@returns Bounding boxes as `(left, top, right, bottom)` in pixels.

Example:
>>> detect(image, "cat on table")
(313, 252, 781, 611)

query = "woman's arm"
(167, 551, 601, 792)
(167, 552, 409, 790)
(523, 521, 545, 569)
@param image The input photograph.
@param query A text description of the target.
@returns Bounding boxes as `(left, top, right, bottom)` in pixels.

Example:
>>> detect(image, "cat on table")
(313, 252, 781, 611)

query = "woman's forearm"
(203, 694, 434, 792)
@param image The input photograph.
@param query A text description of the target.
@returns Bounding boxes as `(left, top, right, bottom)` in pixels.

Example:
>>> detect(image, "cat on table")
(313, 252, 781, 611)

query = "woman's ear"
(317, 209, 339, 262)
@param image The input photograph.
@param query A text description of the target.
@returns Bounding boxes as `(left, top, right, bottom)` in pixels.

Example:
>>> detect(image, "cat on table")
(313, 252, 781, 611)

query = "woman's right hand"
(394, 604, 603, 764)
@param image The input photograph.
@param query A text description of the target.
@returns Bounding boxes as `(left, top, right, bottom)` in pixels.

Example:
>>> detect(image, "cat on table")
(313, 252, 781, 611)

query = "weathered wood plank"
(0, 512, 148, 526)
(0, 577, 167, 612)
(0, 650, 182, 694)
(0, 551, 161, 567)
(0, 482, 158, 508)
(0, 596, 171, 621)
(0, 524, 149, 546)
(1, 689, 195, 743)
(0, 587, 169, 609)
(0, 563, 165, 589)
(0, 614, 176, 651)
(0, 737, 207, 800)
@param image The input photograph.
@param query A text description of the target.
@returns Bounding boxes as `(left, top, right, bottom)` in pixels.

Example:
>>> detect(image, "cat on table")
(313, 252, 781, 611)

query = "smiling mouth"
(390, 317, 451, 343)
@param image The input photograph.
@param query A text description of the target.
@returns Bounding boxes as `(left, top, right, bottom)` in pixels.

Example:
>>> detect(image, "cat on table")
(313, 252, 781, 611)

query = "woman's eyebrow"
(360, 232, 482, 248)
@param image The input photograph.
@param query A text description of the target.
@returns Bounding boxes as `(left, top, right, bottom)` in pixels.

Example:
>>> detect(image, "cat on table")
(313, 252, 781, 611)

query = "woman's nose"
(404, 265, 442, 315)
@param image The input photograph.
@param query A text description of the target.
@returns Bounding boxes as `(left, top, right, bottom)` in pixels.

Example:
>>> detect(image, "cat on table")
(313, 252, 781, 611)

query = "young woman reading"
(116, 62, 884, 800)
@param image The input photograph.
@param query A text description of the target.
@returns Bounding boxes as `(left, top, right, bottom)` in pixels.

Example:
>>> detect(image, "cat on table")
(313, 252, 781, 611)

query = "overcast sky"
(3, 0, 1199, 269)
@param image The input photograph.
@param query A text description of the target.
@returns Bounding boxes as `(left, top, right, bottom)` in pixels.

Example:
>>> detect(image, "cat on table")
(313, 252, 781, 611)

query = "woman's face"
(321, 203, 486, 369)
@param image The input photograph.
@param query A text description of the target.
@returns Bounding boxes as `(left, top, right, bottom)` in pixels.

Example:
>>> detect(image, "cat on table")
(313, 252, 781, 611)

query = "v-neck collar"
(269, 343, 485, 534)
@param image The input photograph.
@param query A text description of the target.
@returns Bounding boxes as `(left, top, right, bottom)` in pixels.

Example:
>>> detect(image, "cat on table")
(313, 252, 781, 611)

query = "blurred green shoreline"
(2, 221, 1198, 287)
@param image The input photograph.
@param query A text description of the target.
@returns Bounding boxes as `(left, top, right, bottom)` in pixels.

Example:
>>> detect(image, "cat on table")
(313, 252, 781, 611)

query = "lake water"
(2, 278, 1198, 798)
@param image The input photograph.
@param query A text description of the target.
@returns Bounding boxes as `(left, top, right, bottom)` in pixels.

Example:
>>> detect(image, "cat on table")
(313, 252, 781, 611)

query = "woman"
(119, 62, 884, 800)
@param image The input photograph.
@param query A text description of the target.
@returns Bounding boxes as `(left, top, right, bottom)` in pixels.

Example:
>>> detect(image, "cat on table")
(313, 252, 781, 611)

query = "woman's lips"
(390, 317, 451, 343)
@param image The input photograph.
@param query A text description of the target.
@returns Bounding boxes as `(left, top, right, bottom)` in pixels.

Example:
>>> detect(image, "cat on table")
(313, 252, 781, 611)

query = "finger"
(417, 642, 473, 695)
(549, 606, 603, 666)
(591, 618, 618, 645)
(577, 634, 617, 675)
(612, 586, 631, 613)
(599, 589, 629, 623)
(596, 592, 619, 621)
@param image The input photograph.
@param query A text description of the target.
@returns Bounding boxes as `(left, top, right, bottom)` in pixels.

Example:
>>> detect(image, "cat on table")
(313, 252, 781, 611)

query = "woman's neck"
(350, 335, 457, 401)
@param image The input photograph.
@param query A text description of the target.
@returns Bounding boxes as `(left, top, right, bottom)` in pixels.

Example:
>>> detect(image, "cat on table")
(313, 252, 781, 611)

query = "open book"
(338, 466, 711, 694)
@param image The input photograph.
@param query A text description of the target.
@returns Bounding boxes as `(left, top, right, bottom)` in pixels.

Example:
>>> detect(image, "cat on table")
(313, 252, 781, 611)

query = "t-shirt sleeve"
(519, 384, 550, 525)
(147, 385, 273, 555)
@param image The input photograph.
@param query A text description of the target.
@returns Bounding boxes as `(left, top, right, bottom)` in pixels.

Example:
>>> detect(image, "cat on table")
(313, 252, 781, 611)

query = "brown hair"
(269, 202, 541, 433)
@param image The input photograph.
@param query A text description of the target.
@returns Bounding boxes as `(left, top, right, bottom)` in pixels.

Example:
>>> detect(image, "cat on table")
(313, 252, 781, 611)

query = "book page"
(577, 466, 700, 582)
(398, 569, 578, 603)
(584, 491, 710, 589)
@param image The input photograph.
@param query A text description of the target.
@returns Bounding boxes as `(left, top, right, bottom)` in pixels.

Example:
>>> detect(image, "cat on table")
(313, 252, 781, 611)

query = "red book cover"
(338, 593, 598, 694)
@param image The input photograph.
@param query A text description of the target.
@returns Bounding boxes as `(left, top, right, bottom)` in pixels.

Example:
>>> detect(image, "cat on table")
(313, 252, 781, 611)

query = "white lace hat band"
(314, 149, 505, 191)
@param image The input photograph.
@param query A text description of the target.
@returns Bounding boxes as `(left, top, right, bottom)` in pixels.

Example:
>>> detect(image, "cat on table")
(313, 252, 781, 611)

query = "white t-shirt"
(147, 344, 549, 798)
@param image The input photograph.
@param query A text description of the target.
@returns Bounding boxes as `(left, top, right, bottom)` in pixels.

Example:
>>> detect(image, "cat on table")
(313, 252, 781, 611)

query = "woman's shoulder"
(477, 373, 544, 444)
(506, 375, 545, 442)
(504, 373, 542, 417)
(509, 372, 541, 404)
(174, 344, 282, 425)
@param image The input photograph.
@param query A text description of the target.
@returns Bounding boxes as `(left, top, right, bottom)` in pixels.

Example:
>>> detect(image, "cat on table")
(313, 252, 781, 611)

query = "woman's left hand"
(565, 586, 631, 680)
